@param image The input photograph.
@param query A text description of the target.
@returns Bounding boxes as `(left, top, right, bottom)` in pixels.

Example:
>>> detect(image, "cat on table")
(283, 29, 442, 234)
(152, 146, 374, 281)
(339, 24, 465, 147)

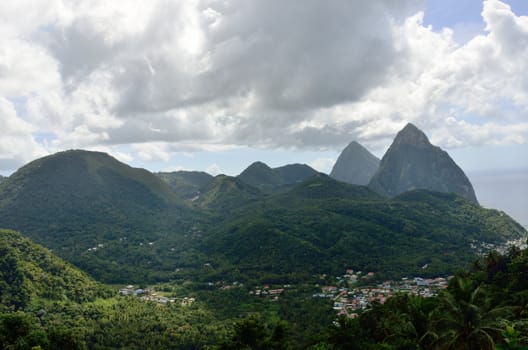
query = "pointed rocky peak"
(393, 123, 432, 148)
(330, 140, 380, 185)
(368, 123, 478, 204)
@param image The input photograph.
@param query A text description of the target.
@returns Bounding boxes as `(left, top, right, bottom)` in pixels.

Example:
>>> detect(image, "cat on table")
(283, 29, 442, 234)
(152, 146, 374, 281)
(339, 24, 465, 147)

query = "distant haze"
(468, 168, 528, 228)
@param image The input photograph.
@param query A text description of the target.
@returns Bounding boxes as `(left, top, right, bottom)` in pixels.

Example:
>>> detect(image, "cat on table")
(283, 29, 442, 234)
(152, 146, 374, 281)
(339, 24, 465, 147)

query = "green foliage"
(156, 170, 214, 200)
(204, 181, 525, 282)
(0, 150, 201, 283)
(0, 150, 527, 349)
(198, 175, 264, 213)
(425, 276, 507, 349)
(298, 248, 528, 349)
(237, 162, 318, 194)
(1, 225, 528, 349)
(0, 298, 227, 350)
(0, 150, 525, 285)
(77, 297, 225, 349)
(218, 315, 292, 350)
(497, 323, 528, 350)
(0, 247, 30, 310)
(0, 229, 109, 310)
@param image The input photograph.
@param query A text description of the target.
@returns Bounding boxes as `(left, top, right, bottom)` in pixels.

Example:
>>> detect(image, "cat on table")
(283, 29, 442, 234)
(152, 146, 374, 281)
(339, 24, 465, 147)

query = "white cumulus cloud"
(0, 0, 527, 172)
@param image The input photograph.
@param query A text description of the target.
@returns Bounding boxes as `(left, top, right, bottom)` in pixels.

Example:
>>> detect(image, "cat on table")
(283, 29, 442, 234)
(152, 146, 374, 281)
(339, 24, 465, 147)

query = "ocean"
(468, 168, 528, 229)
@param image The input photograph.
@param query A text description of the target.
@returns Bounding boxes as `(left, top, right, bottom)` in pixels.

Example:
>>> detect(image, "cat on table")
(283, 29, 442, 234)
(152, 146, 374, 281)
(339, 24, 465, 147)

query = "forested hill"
(203, 176, 525, 281)
(156, 170, 214, 200)
(0, 149, 525, 285)
(2, 227, 528, 349)
(0, 150, 187, 237)
(0, 149, 527, 349)
(197, 174, 264, 213)
(0, 229, 223, 349)
(0, 150, 200, 283)
(237, 161, 319, 193)
(0, 229, 109, 311)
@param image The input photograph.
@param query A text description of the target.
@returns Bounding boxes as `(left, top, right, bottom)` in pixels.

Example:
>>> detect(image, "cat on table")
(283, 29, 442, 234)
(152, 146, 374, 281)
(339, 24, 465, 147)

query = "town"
(120, 267, 452, 318)
(249, 269, 451, 318)
(315, 270, 451, 318)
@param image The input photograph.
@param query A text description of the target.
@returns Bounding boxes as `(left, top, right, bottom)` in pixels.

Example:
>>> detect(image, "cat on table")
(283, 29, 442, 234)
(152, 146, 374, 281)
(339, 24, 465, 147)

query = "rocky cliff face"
(368, 123, 478, 203)
(330, 141, 380, 185)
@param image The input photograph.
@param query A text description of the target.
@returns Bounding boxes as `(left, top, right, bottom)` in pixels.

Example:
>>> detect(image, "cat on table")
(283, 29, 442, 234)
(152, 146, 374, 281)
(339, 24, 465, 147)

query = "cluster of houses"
(87, 237, 162, 253)
(119, 285, 146, 296)
(119, 285, 195, 306)
(470, 237, 528, 256)
(249, 285, 289, 300)
(244, 269, 452, 308)
(87, 243, 104, 252)
(217, 281, 244, 290)
(314, 271, 451, 318)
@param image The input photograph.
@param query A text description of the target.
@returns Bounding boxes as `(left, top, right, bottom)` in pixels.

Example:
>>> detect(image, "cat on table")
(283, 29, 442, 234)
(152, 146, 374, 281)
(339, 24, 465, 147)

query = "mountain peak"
(346, 140, 373, 153)
(369, 123, 478, 203)
(330, 140, 380, 185)
(393, 123, 431, 148)
(246, 161, 272, 171)
(238, 161, 318, 193)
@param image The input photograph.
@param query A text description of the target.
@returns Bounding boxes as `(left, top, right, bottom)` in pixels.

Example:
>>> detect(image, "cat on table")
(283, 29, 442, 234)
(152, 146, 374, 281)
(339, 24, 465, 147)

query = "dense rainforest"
(0, 151, 524, 285)
(2, 228, 528, 349)
(0, 138, 526, 349)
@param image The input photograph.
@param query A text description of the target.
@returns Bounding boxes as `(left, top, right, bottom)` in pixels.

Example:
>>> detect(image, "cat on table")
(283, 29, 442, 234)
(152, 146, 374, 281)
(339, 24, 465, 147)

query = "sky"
(1, 0, 528, 178)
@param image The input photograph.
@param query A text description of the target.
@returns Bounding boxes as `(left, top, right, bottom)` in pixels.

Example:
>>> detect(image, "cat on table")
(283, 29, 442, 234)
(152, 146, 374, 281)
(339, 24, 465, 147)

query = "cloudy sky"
(1, 0, 528, 177)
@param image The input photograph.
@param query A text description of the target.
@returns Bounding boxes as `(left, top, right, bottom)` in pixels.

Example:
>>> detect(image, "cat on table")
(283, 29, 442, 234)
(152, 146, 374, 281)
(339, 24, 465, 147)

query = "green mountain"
(198, 175, 264, 212)
(0, 151, 526, 349)
(288, 173, 380, 200)
(369, 123, 478, 203)
(0, 175, 5, 184)
(0, 149, 524, 286)
(0, 150, 198, 283)
(156, 170, 214, 200)
(0, 229, 108, 311)
(274, 163, 319, 184)
(237, 161, 318, 193)
(0, 150, 186, 241)
(203, 176, 524, 281)
(330, 141, 380, 185)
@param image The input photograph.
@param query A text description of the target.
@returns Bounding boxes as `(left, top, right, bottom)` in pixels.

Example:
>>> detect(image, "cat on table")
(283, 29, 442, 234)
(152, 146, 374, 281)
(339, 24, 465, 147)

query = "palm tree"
(423, 275, 511, 350)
